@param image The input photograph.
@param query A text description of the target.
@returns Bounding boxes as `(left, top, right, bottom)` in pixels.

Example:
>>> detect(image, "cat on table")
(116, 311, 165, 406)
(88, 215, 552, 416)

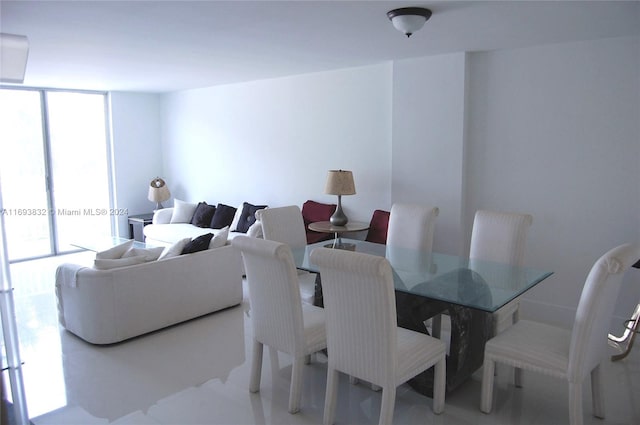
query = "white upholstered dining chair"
(469, 210, 533, 336)
(469, 210, 532, 386)
(231, 236, 327, 414)
(256, 205, 316, 304)
(480, 243, 640, 425)
(310, 247, 446, 425)
(386, 203, 439, 251)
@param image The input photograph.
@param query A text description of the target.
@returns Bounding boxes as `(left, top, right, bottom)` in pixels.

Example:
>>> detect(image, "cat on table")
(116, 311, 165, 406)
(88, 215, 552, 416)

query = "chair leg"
(250, 340, 264, 393)
(514, 367, 523, 388)
(569, 381, 584, 425)
(378, 386, 396, 425)
(323, 368, 339, 425)
(433, 357, 446, 414)
(508, 308, 524, 388)
(288, 356, 304, 414)
(591, 364, 605, 419)
(480, 357, 496, 413)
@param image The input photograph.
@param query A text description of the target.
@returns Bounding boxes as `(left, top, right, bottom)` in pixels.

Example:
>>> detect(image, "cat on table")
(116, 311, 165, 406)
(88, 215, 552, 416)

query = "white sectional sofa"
(143, 204, 263, 247)
(55, 244, 243, 344)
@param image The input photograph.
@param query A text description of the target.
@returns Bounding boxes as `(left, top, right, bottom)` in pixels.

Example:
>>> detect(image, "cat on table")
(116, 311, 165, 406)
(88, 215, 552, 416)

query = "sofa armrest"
(153, 208, 174, 224)
(56, 246, 243, 344)
(247, 218, 263, 238)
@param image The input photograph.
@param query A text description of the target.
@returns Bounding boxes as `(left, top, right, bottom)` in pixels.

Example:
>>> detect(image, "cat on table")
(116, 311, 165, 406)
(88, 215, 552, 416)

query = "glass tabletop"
(292, 238, 553, 313)
(71, 236, 149, 252)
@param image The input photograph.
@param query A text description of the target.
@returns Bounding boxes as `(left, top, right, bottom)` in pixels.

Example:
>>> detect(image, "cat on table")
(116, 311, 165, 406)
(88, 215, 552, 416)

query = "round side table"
(307, 221, 369, 249)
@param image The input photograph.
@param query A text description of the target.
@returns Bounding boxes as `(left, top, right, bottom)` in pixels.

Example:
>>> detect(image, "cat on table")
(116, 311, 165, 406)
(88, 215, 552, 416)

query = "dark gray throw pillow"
(181, 233, 214, 255)
(191, 202, 216, 228)
(234, 202, 268, 233)
(210, 203, 237, 229)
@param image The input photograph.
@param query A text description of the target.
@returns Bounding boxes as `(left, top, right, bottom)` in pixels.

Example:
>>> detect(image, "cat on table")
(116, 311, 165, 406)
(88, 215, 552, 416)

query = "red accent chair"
(302, 200, 337, 244)
(365, 209, 390, 244)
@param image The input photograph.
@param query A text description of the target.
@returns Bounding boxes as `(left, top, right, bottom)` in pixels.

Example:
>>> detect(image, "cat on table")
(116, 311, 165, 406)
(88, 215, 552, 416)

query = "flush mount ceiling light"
(387, 7, 432, 38)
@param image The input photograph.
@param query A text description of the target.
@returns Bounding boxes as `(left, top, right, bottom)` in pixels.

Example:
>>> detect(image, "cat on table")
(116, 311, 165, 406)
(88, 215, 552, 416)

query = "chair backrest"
(365, 209, 390, 244)
(387, 203, 439, 251)
(231, 235, 306, 356)
(302, 200, 337, 244)
(310, 247, 397, 385)
(256, 205, 308, 249)
(301, 200, 336, 225)
(469, 210, 533, 267)
(568, 243, 640, 381)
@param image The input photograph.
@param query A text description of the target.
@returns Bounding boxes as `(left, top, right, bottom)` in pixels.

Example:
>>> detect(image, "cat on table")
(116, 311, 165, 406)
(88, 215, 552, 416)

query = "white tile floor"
(5, 252, 640, 424)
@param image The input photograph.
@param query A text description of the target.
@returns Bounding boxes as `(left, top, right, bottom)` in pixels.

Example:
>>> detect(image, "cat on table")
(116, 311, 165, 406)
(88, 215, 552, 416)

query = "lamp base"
(329, 195, 348, 226)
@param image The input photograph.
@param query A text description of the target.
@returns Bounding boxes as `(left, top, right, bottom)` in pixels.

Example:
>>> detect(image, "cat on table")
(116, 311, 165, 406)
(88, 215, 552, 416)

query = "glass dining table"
(292, 238, 553, 395)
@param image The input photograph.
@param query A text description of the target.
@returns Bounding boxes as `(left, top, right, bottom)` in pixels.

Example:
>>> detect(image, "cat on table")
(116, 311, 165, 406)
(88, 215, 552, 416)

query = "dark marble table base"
(395, 292, 492, 397)
(313, 274, 492, 397)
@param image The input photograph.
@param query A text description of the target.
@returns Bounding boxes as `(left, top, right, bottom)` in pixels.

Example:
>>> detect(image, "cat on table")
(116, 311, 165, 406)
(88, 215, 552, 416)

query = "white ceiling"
(1, 1, 639, 93)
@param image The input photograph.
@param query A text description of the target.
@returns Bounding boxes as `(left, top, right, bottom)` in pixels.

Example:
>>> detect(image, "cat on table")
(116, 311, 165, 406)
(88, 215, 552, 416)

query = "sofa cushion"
(209, 226, 229, 249)
(210, 204, 237, 229)
(95, 239, 134, 260)
(158, 237, 191, 260)
(144, 223, 220, 245)
(122, 246, 165, 261)
(94, 255, 148, 270)
(191, 202, 216, 228)
(170, 199, 198, 224)
(233, 202, 267, 233)
(182, 233, 214, 255)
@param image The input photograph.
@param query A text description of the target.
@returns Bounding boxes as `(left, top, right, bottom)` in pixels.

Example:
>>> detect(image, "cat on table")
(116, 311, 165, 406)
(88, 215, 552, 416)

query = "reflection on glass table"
(71, 236, 149, 253)
(294, 239, 552, 313)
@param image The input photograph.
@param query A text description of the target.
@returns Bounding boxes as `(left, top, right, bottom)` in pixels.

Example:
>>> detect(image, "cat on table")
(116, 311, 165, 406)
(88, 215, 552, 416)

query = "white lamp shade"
(324, 170, 356, 196)
(0, 33, 29, 83)
(148, 178, 170, 203)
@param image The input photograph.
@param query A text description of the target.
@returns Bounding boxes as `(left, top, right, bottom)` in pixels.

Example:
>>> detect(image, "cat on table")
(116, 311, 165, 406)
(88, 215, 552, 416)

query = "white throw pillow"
(229, 204, 244, 233)
(95, 240, 135, 260)
(94, 255, 147, 270)
(122, 246, 164, 261)
(209, 226, 229, 249)
(170, 199, 197, 224)
(158, 237, 191, 260)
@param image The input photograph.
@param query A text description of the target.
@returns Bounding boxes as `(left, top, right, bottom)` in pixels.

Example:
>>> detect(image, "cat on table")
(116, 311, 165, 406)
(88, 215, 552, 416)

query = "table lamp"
(148, 177, 170, 210)
(324, 170, 355, 226)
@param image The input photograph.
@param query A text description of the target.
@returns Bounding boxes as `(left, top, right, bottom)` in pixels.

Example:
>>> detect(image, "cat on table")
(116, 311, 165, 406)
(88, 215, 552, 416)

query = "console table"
(128, 213, 154, 242)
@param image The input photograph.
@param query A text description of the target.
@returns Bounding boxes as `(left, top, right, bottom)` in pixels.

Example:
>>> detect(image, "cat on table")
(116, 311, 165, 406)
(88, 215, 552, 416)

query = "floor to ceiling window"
(0, 88, 112, 262)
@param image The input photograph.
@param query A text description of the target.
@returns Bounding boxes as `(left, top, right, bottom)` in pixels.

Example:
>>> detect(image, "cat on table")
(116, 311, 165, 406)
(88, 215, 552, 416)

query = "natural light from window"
(0, 89, 112, 261)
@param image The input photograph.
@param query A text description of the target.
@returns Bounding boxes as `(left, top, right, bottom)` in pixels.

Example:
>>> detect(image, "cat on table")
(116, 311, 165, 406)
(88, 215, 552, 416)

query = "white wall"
(152, 36, 639, 329)
(159, 64, 392, 224)
(466, 36, 640, 326)
(391, 53, 468, 255)
(109, 92, 163, 236)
